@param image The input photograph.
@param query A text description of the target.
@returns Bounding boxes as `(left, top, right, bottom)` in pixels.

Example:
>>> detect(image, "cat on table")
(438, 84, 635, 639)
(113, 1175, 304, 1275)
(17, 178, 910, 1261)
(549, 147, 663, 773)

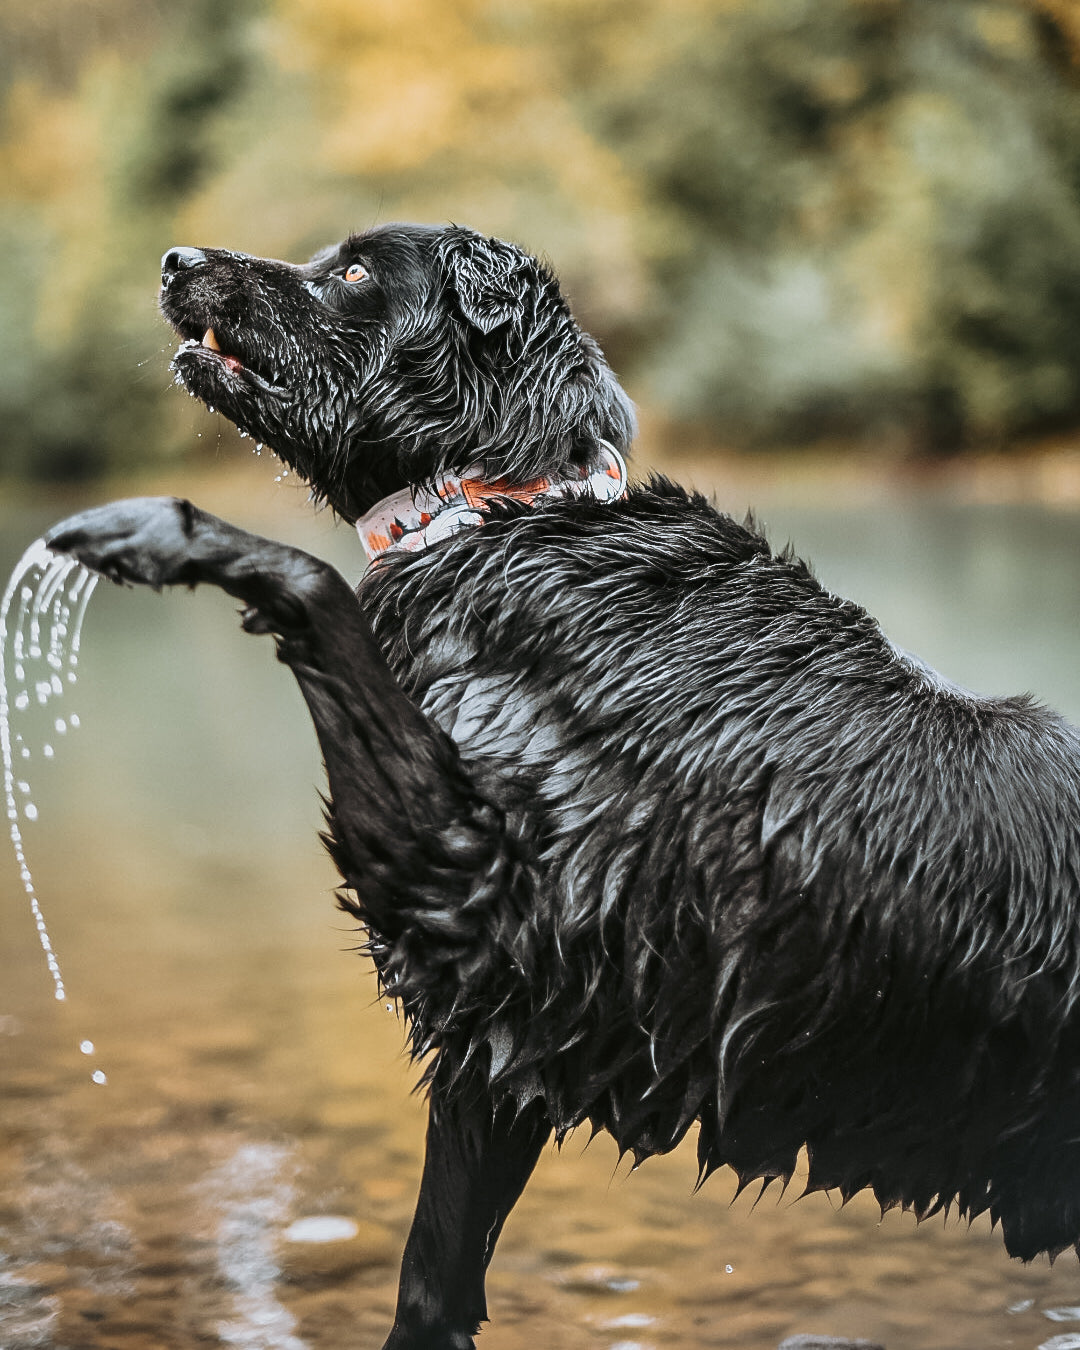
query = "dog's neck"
(355, 443, 628, 563)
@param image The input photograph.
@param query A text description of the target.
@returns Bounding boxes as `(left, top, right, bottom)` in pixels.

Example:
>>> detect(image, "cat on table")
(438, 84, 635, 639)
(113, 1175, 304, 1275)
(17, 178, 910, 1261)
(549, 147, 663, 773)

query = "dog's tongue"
(202, 327, 243, 373)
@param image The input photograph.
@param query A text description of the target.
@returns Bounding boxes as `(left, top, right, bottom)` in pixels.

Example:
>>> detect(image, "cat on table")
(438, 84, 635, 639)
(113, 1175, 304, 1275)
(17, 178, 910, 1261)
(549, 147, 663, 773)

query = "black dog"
(45, 224, 1080, 1350)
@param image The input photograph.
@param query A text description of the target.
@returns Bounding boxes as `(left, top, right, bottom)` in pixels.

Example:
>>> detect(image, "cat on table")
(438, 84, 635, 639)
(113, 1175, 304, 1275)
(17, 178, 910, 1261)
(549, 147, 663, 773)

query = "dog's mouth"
(173, 327, 289, 400)
(194, 327, 243, 372)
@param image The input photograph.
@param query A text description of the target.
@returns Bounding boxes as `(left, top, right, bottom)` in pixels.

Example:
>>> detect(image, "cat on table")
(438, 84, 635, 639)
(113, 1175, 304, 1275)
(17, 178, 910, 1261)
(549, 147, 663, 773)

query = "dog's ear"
(439, 228, 530, 335)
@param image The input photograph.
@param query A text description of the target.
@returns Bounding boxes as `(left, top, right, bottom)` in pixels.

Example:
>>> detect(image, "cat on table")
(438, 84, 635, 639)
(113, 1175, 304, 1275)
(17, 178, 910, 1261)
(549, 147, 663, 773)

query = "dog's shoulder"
(357, 472, 860, 668)
(360, 473, 808, 596)
(355, 473, 898, 768)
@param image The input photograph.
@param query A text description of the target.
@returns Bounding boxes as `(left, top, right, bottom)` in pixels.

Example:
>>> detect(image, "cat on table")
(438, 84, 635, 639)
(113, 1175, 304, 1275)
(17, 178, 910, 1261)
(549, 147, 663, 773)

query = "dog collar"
(356, 442, 627, 563)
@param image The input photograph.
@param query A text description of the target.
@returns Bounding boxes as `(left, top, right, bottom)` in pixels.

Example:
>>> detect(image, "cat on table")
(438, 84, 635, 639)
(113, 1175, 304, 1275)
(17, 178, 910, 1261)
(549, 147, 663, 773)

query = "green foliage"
(568, 0, 1080, 447)
(0, 0, 266, 481)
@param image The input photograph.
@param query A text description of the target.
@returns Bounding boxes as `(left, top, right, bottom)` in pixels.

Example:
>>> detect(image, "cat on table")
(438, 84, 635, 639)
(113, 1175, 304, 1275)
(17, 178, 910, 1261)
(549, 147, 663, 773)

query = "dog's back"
(354, 475, 1080, 1263)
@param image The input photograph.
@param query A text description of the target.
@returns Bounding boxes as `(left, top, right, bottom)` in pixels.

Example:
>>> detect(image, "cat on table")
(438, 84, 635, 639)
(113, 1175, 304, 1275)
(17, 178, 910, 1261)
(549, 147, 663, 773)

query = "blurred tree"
(0, 0, 265, 480)
(556, 0, 1080, 449)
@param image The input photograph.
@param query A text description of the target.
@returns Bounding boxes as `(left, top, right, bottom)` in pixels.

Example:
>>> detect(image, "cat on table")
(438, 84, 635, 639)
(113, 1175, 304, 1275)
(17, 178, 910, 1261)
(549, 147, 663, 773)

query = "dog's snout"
(161, 246, 207, 286)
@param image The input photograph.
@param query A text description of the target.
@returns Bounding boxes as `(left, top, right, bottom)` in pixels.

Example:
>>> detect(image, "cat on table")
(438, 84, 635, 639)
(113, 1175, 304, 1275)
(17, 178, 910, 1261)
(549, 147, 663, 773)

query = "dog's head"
(159, 223, 635, 521)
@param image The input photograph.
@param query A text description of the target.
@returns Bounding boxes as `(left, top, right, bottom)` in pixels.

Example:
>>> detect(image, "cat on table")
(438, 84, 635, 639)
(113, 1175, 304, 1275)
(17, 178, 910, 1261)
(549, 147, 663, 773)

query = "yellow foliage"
(267, 0, 629, 201)
(0, 78, 100, 205)
(1025, 0, 1080, 57)
(271, 0, 529, 170)
(0, 69, 115, 344)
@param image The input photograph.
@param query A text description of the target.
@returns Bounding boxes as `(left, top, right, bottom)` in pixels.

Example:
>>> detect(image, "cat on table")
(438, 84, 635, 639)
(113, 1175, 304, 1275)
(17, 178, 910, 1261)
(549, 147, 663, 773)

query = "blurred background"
(6, 4, 1080, 1350)
(6, 0, 1080, 483)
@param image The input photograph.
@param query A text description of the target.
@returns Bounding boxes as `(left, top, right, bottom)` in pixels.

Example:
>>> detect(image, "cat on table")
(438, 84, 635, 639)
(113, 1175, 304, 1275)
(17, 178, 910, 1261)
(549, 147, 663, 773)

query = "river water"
(3, 467, 1080, 1350)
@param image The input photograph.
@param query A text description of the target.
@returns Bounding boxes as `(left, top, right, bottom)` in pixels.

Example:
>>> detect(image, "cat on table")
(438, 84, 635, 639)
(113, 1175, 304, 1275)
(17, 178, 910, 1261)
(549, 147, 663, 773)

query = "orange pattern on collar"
(356, 443, 628, 563)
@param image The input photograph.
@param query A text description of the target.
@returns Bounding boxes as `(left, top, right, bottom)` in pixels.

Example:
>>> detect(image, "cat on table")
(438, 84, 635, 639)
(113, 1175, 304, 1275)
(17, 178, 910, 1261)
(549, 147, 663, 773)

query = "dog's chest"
(410, 653, 594, 815)
(359, 554, 652, 829)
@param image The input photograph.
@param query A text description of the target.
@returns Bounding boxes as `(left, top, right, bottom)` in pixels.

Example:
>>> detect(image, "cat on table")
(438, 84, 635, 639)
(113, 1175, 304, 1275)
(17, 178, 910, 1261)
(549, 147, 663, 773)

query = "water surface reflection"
(3, 473, 1080, 1349)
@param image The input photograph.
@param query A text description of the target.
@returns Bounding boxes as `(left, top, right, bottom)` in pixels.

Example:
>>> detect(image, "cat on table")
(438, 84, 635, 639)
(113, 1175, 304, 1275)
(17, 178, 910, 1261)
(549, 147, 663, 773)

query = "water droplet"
(43, 745, 53, 758)
(2, 542, 97, 1013)
(69, 714, 80, 729)
(725, 1264, 734, 1274)
(283, 1216, 360, 1243)
(54, 718, 66, 734)
(80, 1040, 94, 1055)
(91, 1070, 107, 1085)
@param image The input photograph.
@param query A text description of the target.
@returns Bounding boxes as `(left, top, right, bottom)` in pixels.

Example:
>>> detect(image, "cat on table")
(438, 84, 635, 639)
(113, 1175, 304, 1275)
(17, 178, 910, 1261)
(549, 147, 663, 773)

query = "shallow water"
(3, 476, 1080, 1350)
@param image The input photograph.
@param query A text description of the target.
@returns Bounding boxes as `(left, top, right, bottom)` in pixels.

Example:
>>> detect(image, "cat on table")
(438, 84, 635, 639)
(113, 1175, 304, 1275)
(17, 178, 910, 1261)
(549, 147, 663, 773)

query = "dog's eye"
(344, 263, 368, 283)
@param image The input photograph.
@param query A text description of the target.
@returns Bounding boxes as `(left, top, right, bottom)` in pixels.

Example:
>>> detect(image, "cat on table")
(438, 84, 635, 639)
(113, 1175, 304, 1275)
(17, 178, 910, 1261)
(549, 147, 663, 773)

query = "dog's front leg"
(46, 497, 526, 950)
(385, 1068, 551, 1350)
(47, 498, 548, 1347)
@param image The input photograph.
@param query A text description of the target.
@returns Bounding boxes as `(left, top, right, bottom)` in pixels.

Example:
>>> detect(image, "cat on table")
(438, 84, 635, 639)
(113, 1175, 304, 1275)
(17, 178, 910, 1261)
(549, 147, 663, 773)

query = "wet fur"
(45, 223, 1080, 1349)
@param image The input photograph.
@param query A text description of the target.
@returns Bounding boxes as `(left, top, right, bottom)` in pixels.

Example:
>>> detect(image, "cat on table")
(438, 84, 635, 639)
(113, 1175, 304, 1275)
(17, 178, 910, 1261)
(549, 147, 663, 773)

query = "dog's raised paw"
(45, 496, 201, 589)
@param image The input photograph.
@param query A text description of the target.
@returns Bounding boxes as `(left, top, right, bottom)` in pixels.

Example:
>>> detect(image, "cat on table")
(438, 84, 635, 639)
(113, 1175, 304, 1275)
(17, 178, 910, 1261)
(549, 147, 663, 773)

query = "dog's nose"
(161, 246, 207, 286)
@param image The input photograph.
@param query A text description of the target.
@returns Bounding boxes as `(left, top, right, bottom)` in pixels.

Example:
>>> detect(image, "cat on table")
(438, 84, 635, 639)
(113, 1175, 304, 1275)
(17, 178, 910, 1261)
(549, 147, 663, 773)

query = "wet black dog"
(46, 224, 1080, 1350)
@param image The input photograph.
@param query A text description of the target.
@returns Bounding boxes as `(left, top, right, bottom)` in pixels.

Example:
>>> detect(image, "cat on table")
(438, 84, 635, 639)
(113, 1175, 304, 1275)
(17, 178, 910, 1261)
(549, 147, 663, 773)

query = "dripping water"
(1, 539, 107, 1084)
